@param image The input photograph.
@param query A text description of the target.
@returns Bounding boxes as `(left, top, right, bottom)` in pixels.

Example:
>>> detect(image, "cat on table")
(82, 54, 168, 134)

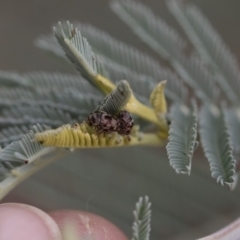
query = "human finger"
(0, 203, 61, 240)
(49, 210, 128, 240)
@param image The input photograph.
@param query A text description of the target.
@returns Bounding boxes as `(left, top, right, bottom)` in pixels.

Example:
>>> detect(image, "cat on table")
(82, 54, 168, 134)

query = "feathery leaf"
(78, 23, 188, 103)
(0, 126, 30, 147)
(1, 106, 74, 128)
(96, 80, 132, 115)
(111, 0, 219, 104)
(131, 196, 151, 240)
(150, 81, 167, 115)
(37, 22, 182, 127)
(0, 88, 35, 109)
(107, 68, 151, 105)
(168, 0, 240, 105)
(166, 101, 198, 175)
(111, 0, 186, 59)
(199, 105, 236, 186)
(224, 108, 240, 157)
(0, 125, 64, 199)
(0, 124, 55, 167)
(35, 35, 65, 58)
(53, 21, 110, 89)
(0, 70, 29, 87)
(172, 54, 219, 103)
(36, 27, 188, 103)
(25, 71, 98, 94)
(0, 88, 102, 120)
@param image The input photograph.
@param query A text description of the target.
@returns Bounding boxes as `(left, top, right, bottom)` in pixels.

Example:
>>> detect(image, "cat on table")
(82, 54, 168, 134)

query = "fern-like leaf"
(0, 124, 55, 167)
(111, 0, 186, 59)
(150, 81, 167, 115)
(0, 70, 29, 87)
(0, 89, 101, 120)
(168, 0, 240, 105)
(0, 88, 34, 109)
(111, 0, 219, 104)
(107, 69, 151, 104)
(78, 23, 188, 103)
(199, 105, 236, 186)
(224, 108, 240, 157)
(0, 126, 30, 147)
(35, 35, 65, 58)
(36, 26, 188, 103)
(96, 80, 132, 115)
(166, 102, 198, 175)
(1, 106, 74, 128)
(25, 71, 98, 94)
(53, 21, 109, 88)
(0, 124, 62, 199)
(172, 54, 219, 103)
(131, 196, 151, 240)
(78, 23, 177, 78)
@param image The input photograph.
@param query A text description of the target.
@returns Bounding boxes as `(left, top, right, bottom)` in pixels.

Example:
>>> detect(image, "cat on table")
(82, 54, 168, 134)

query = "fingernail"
(49, 210, 127, 240)
(0, 203, 61, 240)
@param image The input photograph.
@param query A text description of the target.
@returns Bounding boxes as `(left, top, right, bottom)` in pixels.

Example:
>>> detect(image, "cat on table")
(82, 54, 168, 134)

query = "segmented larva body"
(35, 123, 132, 148)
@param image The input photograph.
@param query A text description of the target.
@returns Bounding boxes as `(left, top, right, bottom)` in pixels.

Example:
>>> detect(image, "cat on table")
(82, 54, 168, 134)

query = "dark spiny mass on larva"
(86, 110, 134, 136)
(116, 110, 134, 135)
(87, 111, 118, 134)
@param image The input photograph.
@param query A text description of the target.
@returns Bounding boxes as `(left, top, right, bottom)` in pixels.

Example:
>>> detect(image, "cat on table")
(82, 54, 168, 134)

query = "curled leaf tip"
(96, 80, 132, 114)
(150, 80, 168, 114)
(150, 80, 169, 134)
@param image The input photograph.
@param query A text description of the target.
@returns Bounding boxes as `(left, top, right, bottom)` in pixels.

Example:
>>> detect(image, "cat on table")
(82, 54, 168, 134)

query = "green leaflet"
(171, 54, 219, 103)
(25, 71, 98, 93)
(1, 105, 73, 128)
(0, 126, 30, 147)
(78, 23, 188, 103)
(111, 0, 186, 59)
(132, 196, 151, 240)
(112, 0, 220, 105)
(0, 124, 57, 199)
(200, 105, 236, 186)
(168, 0, 240, 105)
(96, 80, 132, 115)
(0, 70, 29, 88)
(37, 25, 188, 103)
(53, 21, 109, 88)
(0, 87, 101, 119)
(0, 124, 54, 166)
(224, 108, 240, 157)
(166, 102, 198, 175)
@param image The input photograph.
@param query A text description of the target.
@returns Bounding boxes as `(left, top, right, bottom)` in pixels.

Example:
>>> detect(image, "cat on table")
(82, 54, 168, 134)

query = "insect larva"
(35, 122, 137, 148)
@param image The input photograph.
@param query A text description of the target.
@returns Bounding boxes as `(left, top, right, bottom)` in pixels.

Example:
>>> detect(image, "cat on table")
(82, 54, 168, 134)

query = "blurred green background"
(0, 0, 240, 239)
